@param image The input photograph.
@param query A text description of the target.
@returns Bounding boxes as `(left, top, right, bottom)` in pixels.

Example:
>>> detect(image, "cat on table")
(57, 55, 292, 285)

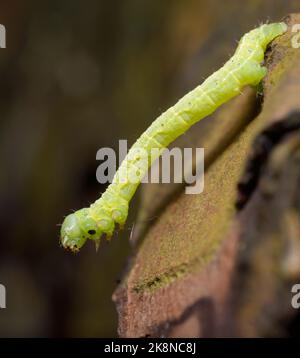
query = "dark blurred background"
(0, 0, 299, 337)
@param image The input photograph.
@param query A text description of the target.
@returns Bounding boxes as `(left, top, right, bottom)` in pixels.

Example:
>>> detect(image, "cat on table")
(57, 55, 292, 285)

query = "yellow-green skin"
(61, 22, 287, 252)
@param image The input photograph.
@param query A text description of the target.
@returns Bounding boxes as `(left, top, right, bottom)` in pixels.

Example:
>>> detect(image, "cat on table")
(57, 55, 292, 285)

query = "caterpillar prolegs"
(60, 22, 287, 253)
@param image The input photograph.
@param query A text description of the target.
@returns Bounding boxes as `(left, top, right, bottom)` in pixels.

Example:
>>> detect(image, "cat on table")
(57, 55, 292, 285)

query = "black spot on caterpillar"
(60, 22, 287, 253)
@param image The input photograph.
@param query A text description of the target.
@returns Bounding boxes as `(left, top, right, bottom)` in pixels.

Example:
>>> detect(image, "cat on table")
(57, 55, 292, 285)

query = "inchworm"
(60, 22, 287, 253)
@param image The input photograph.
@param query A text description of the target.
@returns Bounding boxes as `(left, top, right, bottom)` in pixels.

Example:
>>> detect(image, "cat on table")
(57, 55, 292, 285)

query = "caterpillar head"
(60, 207, 117, 253)
(60, 209, 89, 253)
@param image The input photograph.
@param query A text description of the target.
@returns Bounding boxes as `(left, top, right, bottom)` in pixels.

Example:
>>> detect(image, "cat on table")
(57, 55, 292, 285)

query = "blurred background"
(0, 0, 299, 337)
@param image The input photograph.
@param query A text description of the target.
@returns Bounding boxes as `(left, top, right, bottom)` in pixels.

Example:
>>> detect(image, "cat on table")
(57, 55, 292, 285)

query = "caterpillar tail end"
(279, 22, 288, 33)
(262, 22, 288, 49)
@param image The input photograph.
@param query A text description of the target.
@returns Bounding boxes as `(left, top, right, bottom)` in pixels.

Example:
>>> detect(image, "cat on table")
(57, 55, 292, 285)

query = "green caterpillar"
(61, 22, 287, 253)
